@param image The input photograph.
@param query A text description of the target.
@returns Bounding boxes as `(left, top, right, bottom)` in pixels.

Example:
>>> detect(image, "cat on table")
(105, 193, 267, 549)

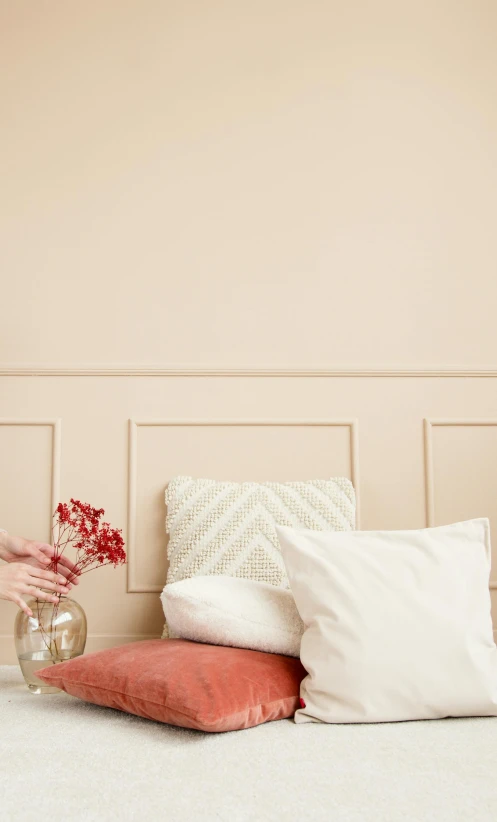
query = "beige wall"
(1, 2, 497, 661)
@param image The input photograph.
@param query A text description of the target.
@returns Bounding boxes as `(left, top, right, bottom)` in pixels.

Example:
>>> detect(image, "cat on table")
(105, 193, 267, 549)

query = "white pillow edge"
(276, 517, 491, 568)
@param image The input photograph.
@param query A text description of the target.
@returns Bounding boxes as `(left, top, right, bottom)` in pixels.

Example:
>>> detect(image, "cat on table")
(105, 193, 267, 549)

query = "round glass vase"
(14, 595, 87, 694)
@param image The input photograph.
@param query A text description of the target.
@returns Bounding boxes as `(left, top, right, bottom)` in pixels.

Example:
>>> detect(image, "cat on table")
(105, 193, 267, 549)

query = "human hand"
(0, 532, 80, 584)
(0, 563, 73, 617)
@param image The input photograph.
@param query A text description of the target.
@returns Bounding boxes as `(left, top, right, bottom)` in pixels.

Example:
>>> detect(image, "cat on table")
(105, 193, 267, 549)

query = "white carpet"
(1, 665, 496, 822)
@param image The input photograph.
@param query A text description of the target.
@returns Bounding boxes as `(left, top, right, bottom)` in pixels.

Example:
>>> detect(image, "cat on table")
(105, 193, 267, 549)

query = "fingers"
(55, 554, 80, 583)
(52, 564, 79, 585)
(28, 543, 80, 584)
(29, 579, 70, 595)
(27, 587, 62, 604)
(23, 542, 52, 566)
(40, 547, 80, 584)
(14, 596, 33, 618)
(4, 565, 66, 613)
(56, 553, 79, 572)
(37, 543, 55, 556)
(25, 567, 71, 594)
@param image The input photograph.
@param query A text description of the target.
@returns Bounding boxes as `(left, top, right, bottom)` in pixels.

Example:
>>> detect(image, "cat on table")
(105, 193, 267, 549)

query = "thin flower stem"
(35, 599, 52, 656)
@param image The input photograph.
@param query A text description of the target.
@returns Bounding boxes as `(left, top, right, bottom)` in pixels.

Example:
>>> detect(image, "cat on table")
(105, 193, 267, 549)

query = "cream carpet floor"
(1, 665, 496, 822)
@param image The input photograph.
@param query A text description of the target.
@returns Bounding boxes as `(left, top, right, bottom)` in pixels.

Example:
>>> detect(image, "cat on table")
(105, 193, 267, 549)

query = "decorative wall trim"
(424, 418, 497, 590)
(0, 419, 61, 538)
(1, 365, 497, 378)
(423, 419, 436, 529)
(128, 418, 360, 593)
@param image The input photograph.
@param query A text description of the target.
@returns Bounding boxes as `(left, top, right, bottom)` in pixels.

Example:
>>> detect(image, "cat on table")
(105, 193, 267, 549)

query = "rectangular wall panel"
(424, 419, 497, 589)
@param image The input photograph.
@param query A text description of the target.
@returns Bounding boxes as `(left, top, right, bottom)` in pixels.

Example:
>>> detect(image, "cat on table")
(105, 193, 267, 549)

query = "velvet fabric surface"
(37, 639, 306, 732)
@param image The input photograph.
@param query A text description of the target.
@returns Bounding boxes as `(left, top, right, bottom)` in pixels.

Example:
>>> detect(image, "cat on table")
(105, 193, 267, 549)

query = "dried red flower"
(51, 499, 126, 578)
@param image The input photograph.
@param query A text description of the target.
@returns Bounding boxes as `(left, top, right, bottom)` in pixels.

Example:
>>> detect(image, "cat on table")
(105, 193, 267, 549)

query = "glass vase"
(14, 595, 87, 693)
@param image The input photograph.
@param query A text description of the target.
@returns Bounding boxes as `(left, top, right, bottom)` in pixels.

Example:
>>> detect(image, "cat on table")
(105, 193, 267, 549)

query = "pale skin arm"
(0, 530, 80, 617)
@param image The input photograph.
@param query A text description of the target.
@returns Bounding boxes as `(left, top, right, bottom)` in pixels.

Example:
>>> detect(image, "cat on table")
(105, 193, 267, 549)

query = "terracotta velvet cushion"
(37, 639, 306, 732)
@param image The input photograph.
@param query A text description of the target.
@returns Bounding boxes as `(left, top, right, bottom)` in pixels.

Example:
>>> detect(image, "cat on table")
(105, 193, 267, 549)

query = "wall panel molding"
(0, 419, 61, 534)
(1, 365, 497, 378)
(423, 418, 497, 590)
(127, 418, 360, 593)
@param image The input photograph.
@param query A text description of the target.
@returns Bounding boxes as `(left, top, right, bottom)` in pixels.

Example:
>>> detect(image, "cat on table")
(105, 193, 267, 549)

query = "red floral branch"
(51, 499, 126, 577)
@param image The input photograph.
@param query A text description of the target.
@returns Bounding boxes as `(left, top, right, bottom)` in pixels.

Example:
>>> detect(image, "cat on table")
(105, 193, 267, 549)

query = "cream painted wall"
(1, 2, 497, 662)
(2, 0, 497, 367)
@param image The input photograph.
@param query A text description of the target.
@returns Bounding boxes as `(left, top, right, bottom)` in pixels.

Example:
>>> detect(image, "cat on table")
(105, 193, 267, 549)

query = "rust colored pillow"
(37, 639, 305, 732)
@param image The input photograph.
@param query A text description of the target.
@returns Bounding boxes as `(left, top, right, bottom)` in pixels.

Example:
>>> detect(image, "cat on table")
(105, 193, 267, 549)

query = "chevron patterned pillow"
(162, 475, 356, 637)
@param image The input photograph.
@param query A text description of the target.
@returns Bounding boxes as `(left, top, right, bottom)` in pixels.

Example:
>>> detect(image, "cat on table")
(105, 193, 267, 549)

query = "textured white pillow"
(161, 575, 303, 657)
(165, 475, 355, 587)
(163, 475, 355, 636)
(277, 519, 497, 724)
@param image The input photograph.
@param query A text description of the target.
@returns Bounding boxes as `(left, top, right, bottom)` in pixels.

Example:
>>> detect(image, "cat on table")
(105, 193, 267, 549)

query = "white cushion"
(276, 519, 497, 723)
(161, 575, 303, 657)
